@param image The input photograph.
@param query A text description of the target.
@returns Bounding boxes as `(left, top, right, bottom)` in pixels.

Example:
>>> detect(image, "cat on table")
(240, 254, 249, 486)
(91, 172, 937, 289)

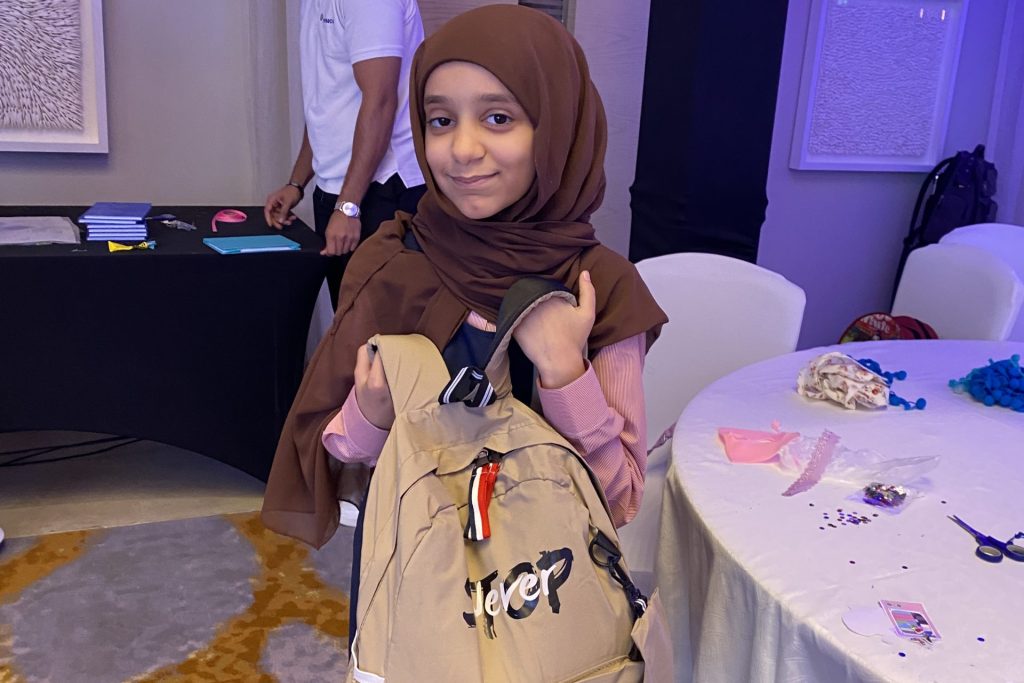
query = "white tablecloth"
(655, 340, 1024, 683)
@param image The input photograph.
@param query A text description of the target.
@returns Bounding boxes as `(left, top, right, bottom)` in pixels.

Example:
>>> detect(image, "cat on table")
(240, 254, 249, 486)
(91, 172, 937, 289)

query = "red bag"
(839, 313, 938, 344)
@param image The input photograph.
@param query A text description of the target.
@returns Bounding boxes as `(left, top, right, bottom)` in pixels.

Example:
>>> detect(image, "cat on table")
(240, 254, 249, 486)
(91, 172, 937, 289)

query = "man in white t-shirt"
(264, 0, 426, 309)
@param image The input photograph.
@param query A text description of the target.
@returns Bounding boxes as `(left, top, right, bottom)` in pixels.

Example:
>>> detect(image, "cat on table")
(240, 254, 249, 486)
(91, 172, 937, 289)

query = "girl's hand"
(353, 344, 395, 429)
(512, 271, 596, 389)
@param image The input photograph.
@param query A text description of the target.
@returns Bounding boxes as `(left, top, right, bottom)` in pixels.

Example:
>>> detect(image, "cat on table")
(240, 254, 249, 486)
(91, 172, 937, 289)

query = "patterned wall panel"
(791, 0, 968, 171)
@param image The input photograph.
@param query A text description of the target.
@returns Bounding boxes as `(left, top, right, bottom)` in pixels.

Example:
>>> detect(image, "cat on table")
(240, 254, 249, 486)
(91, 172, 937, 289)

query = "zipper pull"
(464, 449, 502, 542)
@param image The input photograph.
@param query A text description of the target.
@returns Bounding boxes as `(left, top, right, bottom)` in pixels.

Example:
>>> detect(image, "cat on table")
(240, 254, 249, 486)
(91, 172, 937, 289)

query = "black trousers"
(313, 174, 427, 309)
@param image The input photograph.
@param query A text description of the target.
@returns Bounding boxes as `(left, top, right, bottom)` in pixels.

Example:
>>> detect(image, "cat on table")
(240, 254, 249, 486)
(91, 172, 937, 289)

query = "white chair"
(892, 243, 1024, 341)
(940, 223, 1024, 340)
(618, 252, 806, 593)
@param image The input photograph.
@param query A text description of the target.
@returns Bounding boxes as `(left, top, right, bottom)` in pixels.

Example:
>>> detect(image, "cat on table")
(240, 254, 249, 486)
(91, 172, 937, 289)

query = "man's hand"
(513, 271, 596, 389)
(354, 344, 395, 430)
(264, 185, 301, 229)
(322, 211, 361, 256)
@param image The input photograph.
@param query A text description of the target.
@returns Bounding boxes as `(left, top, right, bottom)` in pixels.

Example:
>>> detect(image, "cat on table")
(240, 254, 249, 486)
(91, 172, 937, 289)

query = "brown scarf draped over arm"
(262, 5, 668, 548)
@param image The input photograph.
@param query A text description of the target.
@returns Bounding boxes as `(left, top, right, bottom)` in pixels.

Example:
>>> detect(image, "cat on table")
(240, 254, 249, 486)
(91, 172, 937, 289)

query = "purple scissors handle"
(949, 515, 1024, 563)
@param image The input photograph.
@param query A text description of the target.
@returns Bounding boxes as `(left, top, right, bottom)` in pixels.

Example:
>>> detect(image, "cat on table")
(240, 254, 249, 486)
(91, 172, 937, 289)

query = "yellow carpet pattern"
(0, 513, 353, 682)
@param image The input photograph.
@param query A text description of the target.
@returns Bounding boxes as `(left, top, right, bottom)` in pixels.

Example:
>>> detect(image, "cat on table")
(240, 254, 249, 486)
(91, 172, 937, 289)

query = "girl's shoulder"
(581, 244, 644, 286)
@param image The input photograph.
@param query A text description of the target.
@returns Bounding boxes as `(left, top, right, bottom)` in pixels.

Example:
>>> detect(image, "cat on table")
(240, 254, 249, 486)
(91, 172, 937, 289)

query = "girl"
(262, 5, 667, 550)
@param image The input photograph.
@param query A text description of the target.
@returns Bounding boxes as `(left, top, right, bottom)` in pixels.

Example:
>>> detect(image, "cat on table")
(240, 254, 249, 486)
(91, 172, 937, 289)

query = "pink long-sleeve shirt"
(323, 313, 649, 526)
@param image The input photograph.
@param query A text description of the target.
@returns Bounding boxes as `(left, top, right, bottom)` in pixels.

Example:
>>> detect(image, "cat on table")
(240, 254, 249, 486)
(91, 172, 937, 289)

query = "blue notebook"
(203, 235, 300, 254)
(79, 202, 152, 222)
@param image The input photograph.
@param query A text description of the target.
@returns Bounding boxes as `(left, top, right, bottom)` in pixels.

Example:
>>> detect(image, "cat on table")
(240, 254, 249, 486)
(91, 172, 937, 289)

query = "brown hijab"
(262, 5, 667, 548)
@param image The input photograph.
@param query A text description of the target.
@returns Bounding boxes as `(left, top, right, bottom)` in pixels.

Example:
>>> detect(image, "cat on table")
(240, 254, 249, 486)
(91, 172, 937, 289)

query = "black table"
(0, 206, 327, 480)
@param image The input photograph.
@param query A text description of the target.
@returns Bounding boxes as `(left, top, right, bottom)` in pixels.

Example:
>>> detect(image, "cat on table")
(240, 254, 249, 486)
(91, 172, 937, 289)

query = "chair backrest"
(892, 243, 1024, 341)
(636, 253, 806, 443)
(939, 223, 1024, 340)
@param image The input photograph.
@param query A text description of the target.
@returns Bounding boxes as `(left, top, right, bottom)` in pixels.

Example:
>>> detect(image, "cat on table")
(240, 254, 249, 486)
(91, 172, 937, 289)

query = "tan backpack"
(347, 279, 673, 683)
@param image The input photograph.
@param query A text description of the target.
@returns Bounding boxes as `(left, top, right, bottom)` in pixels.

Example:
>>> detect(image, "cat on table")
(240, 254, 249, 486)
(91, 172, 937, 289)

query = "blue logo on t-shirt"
(319, 13, 335, 24)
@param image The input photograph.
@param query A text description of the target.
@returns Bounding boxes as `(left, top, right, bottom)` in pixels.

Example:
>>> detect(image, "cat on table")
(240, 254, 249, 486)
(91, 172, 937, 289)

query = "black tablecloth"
(0, 206, 327, 480)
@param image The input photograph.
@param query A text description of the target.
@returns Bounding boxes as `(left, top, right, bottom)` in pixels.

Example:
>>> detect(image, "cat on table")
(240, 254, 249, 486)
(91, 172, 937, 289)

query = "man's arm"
(322, 57, 401, 255)
(340, 57, 400, 207)
(265, 127, 315, 228)
(290, 127, 316, 189)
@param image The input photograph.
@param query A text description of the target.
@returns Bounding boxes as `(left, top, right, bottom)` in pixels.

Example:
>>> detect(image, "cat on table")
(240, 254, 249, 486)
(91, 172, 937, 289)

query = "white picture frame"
(0, 0, 108, 153)
(790, 0, 968, 172)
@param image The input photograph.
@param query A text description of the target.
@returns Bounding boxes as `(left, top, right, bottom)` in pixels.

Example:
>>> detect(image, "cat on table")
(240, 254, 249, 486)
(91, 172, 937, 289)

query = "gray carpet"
(0, 513, 354, 682)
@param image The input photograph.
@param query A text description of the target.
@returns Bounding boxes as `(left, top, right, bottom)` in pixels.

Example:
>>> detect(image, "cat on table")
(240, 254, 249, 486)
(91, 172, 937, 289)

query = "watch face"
(338, 202, 360, 218)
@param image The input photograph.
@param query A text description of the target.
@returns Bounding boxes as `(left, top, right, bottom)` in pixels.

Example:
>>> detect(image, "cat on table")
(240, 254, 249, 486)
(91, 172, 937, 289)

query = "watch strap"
(286, 180, 305, 200)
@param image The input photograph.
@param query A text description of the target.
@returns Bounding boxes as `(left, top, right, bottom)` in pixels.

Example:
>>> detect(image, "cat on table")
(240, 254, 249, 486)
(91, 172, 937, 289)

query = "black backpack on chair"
(891, 144, 998, 303)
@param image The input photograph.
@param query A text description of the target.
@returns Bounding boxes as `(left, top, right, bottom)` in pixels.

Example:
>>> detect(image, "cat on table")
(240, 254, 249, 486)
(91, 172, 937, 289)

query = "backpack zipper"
(464, 448, 503, 542)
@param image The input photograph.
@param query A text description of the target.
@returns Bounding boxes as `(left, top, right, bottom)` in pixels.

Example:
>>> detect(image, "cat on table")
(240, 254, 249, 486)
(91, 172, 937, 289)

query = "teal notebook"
(203, 235, 301, 254)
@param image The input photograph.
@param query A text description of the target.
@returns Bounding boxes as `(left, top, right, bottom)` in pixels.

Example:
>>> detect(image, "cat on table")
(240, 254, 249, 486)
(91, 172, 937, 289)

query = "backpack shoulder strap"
(369, 278, 577, 413)
(483, 278, 577, 398)
(906, 154, 954, 242)
(367, 333, 451, 415)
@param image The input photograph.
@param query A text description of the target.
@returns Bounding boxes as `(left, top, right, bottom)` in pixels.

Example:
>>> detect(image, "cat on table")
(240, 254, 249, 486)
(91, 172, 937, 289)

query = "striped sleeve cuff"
(536, 362, 612, 439)
(320, 391, 388, 464)
(340, 391, 389, 458)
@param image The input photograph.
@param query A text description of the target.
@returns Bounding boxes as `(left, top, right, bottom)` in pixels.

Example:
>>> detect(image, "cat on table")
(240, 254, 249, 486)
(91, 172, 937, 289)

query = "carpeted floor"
(0, 512, 354, 682)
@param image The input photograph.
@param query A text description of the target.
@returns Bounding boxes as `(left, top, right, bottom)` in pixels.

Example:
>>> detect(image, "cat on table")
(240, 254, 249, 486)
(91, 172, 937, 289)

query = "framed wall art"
(0, 0, 108, 153)
(790, 0, 968, 172)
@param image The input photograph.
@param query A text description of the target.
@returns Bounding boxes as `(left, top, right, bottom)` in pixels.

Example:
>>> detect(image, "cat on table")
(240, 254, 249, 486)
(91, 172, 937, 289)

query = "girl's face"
(423, 61, 536, 220)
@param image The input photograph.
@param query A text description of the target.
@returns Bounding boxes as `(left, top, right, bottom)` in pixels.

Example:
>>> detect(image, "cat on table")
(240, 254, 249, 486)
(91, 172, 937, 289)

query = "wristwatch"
(286, 180, 305, 199)
(334, 201, 361, 218)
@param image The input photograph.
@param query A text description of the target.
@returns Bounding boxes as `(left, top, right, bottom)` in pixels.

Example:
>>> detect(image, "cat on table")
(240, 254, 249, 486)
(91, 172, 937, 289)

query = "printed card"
(879, 600, 941, 641)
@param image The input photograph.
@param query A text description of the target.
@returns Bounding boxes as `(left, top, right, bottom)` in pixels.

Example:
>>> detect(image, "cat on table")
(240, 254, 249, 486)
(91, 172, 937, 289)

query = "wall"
(987, 0, 1024, 225)
(759, 0, 1019, 348)
(420, 0, 515, 35)
(574, 0, 651, 256)
(0, 1, 290, 207)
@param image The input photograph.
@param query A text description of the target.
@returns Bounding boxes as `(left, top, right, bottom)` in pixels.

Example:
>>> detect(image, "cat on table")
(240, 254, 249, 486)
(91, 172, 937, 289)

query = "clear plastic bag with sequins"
(777, 431, 939, 509)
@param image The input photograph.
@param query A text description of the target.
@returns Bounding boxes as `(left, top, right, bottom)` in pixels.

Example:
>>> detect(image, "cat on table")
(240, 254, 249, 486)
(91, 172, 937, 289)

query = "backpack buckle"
(440, 366, 496, 408)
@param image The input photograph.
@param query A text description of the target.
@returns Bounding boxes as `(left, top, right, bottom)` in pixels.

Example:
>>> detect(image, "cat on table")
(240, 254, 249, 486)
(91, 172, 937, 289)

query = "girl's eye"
(486, 113, 511, 125)
(428, 117, 453, 128)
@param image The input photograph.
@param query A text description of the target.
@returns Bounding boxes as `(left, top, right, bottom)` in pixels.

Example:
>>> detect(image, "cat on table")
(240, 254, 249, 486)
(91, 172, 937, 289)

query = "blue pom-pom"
(984, 394, 996, 406)
(915, 398, 926, 409)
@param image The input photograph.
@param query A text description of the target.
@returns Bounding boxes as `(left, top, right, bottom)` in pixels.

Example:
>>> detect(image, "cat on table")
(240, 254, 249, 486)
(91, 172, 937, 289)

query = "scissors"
(948, 515, 1024, 563)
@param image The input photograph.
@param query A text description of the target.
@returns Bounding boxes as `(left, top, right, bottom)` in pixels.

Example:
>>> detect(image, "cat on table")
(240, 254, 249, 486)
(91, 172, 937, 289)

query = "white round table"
(654, 340, 1024, 683)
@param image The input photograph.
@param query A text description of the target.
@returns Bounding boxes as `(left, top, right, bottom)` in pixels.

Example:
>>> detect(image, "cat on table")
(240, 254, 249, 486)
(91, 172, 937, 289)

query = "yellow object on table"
(108, 240, 156, 252)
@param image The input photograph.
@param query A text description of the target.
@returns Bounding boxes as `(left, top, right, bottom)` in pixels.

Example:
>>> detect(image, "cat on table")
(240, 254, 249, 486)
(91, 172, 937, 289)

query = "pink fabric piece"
(321, 326, 648, 527)
(718, 427, 800, 464)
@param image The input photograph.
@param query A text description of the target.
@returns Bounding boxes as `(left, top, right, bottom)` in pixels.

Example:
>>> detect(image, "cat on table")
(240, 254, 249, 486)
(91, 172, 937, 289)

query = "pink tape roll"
(211, 209, 247, 233)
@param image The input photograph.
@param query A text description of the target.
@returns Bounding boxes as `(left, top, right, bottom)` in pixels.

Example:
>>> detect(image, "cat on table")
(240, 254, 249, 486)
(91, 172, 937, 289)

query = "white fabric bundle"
(797, 352, 889, 409)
